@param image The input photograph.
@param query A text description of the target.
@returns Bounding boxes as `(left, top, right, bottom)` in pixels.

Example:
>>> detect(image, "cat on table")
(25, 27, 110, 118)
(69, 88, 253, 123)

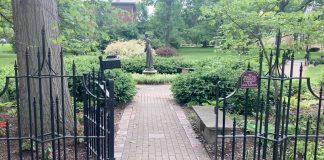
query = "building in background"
(112, 0, 139, 22)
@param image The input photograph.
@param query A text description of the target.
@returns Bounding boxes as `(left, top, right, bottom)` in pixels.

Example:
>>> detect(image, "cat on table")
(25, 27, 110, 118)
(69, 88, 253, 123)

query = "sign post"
(240, 71, 258, 89)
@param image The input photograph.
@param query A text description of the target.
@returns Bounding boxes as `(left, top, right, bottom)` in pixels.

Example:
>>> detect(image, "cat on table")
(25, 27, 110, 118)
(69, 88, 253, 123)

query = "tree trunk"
(12, 0, 74, 136)
(165, 0, 172, 47)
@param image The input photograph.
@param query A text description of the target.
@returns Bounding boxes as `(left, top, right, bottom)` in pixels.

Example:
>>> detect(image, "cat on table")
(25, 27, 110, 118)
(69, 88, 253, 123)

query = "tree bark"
(12, 0, 74, 136)
(165, 0, 172, 47)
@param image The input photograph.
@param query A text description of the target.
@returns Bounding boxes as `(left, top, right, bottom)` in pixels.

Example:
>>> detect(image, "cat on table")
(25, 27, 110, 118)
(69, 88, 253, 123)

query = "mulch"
(182, 106, 260, 160)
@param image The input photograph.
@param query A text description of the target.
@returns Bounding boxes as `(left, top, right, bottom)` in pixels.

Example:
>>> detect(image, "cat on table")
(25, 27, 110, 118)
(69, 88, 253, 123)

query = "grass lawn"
(178, 47, 258, 61)
(0, 44, 15, 67)
(305, 64, 324, 87)
(178, 47, 217, 60)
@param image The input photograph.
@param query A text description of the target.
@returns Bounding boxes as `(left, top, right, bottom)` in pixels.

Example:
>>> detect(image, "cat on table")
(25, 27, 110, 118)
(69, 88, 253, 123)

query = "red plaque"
(240, 71, 258, 88)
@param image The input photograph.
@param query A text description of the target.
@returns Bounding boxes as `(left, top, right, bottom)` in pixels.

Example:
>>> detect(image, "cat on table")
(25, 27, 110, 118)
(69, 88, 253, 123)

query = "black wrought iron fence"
(214, 33, 324, 160)
(0, 31, 115, 160)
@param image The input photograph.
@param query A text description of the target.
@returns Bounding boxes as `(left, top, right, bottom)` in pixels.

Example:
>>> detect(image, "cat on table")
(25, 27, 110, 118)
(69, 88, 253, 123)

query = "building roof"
(112, 0, 139, 4)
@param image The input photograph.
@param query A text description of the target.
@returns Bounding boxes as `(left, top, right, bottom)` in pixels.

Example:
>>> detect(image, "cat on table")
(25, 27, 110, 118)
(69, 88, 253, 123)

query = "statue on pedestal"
(143, 33, 157, 74)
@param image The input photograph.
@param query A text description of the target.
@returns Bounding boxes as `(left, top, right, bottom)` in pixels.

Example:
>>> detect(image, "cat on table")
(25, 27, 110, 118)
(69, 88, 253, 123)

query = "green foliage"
(64, 56, 136, 104)
(104, 69, 136, 104)
(122, 56, 194, 74)
(171, 56, 268, 113)
(149, 0, 184, 48)
(58, 0, 141, 54)
(104, 40, 146, 57)
(0, 101, 14, 111)
(171, 57, 246, 104)
(200, 0, 324, 51)
(0, 65, 15, 102)
(132, 73, 177, 84)
(0, 0, 13, 41)
(110, 23, 139, 40)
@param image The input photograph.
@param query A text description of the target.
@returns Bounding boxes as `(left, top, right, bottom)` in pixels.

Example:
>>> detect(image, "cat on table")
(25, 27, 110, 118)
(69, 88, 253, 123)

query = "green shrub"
(105, 69, 136, 104)
(122, 56, 194, 74)
(132, 73, 177, 84)
(171, 61, 244, 104)
(171, 57, 262, 113)
(121, 56, 145, 73)
(64, 56, 136, 104)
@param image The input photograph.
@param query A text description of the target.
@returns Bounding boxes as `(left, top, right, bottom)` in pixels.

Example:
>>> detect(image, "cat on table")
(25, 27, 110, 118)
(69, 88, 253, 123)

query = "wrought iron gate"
(0, 31, 115, 160)
(215, 33, 323, 160)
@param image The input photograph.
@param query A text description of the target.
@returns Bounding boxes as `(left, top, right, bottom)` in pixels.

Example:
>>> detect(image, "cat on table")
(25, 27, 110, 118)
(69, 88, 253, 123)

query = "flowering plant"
(44, 144, 53, 160)
(0, 121, 7, 137)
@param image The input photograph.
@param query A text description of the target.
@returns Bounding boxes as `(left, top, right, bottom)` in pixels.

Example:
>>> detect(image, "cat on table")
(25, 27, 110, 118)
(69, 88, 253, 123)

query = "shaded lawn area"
(177, 47, 258, 61)
(305, 64, 324, 87)
(178, 47, 217, 60)
(0, 44, 15, 67)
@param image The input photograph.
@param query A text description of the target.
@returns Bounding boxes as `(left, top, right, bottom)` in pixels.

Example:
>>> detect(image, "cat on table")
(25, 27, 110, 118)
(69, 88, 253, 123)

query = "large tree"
(149, 0, 184, 48)
(12, 0, 74, 136)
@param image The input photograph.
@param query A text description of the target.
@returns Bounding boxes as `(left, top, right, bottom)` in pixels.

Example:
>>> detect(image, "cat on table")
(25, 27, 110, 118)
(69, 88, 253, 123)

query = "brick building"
(112, 0, 139, 22)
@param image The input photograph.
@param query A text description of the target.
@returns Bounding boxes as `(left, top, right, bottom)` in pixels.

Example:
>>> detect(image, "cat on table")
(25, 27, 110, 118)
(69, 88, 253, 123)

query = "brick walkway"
(115, 85, 210, 160)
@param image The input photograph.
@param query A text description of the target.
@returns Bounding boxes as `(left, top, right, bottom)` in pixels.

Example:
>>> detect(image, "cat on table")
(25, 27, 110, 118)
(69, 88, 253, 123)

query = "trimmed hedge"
(132, 73, 177, 84)
(122, 56, 194, 74)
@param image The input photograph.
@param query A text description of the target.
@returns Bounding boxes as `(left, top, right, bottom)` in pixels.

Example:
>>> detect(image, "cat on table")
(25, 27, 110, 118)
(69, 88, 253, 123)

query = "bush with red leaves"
(156, 47, 178, 57)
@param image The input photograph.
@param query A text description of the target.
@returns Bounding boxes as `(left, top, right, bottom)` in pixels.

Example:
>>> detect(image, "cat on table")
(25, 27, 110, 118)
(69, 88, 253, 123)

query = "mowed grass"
(0, 44, 15, 67)
(305, 65, 324, 87)
(178, 47, 220, 60)
(177, 47, 259, 62)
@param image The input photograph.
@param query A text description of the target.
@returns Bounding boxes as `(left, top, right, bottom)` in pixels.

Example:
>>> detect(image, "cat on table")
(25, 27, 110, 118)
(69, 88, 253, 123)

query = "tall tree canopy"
(149, 0, 184, 48)
(0, 0, 13, 41)
(201, 0, 324, 52)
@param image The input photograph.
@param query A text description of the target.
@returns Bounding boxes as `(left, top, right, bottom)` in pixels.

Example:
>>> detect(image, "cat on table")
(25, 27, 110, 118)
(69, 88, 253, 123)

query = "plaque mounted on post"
(240, 71, 258, 89)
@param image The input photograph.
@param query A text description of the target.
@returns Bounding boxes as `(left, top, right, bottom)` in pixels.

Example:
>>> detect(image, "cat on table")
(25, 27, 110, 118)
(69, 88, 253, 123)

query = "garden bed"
(0, 104, 125, 159)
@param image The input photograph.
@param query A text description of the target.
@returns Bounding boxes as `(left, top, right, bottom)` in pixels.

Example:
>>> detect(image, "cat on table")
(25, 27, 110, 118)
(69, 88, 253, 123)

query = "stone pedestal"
(193, 106, 235, 144)
(143, 69, 158, 74)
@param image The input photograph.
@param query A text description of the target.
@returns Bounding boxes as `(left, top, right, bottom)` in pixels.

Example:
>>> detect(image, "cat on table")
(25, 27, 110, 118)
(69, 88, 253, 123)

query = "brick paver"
(115, 85, 210, 160)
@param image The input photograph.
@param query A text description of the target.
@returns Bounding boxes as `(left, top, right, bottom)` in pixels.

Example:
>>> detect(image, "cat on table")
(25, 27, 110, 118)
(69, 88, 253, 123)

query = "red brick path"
(115, 85, 210, 160)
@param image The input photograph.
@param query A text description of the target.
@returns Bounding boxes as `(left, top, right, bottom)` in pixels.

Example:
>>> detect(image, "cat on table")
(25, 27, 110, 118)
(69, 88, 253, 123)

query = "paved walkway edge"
(172, 106, 210, 159)
(115, 105, 134, 159)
